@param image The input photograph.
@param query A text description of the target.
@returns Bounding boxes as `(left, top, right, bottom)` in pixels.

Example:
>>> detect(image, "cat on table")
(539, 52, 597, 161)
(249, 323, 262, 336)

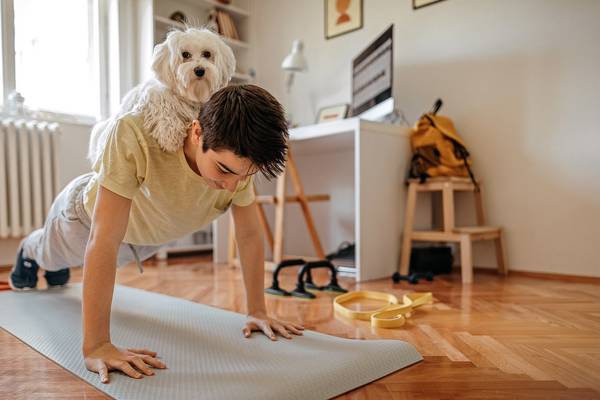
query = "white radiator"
(0, 118, 61, 239)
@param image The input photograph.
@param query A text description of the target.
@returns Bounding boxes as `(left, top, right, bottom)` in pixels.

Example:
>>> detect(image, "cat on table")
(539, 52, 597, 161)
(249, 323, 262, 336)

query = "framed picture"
(325, 0, 363, 40)
(316, 104, 350, 123)
(413, 0, 446, 10)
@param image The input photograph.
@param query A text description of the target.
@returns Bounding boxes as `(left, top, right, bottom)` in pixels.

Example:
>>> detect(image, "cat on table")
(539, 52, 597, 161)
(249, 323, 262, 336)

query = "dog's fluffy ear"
(215, 40, 236, 89)
(152, 31, 181, 87)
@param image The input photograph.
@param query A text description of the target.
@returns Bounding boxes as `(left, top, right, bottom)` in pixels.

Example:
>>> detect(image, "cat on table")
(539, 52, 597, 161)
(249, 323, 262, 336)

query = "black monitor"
(351, 25, 394, 119)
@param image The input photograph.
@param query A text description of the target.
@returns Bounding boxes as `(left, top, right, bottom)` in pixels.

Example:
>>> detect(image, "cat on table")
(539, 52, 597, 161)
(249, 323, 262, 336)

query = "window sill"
(29, 110, 98, 127)
(0, 108, 98, 127)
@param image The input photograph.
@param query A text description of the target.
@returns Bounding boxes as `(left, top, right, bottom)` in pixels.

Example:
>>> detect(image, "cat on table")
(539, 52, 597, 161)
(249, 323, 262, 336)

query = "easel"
(228, 149, 330, 269)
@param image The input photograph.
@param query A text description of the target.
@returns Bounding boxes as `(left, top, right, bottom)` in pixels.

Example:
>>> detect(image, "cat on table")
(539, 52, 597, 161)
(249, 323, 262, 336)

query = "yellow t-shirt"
(82, 112, 255, 246)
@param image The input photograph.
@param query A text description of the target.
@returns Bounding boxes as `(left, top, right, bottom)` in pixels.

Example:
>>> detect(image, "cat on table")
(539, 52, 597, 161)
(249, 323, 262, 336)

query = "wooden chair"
(398, 177, 508, 284)
(228, 149, 330, 268)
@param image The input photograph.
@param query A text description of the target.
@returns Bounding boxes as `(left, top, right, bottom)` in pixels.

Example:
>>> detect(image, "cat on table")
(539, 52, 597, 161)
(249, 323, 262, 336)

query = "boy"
(9, 84, 304, 384)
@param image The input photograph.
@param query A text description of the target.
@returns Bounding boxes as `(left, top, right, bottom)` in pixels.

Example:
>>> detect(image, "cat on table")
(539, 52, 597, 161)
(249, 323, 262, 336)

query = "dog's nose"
(194, 67, 205, 77)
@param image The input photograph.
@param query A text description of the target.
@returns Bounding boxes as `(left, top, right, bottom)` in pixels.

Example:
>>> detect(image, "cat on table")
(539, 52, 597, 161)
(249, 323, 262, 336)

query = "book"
(216, 10, 239, 40)
(225, 12, 239, 40)
(216, 11, 229, 37)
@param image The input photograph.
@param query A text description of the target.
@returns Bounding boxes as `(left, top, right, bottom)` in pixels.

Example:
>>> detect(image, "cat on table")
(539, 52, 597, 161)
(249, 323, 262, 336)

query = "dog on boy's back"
(87, 27, 236, 165)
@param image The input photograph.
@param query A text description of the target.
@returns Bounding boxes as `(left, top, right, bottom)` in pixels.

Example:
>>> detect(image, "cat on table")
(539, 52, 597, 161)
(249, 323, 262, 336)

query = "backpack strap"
(430, 98, 443, 115)
(455, 145, 480, 192)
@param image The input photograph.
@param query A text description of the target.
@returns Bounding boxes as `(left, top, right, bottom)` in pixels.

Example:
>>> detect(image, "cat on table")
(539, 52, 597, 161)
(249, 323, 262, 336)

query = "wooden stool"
(228, 149, 330, 268)
(398, 177, 508, 284)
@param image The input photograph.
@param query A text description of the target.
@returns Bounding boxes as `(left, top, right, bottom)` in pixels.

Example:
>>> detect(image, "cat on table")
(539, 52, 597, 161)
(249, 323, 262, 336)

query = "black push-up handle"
(291, 260, 348, 299)
(264, 259, 306, 297)
(265, 259, 347, 299)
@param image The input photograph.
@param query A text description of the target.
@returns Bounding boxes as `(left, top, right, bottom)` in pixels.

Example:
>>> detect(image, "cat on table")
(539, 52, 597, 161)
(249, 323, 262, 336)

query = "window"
(1, 0, 121, 121)
(14, 0, 100, 117)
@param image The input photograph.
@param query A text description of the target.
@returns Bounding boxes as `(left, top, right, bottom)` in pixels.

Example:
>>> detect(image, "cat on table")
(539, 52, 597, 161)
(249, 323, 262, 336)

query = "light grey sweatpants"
(22, 172, 160, 272)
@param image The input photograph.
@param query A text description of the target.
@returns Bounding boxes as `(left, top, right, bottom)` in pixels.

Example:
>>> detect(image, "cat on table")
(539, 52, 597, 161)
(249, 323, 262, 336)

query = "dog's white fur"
(87, 27, 235, 165)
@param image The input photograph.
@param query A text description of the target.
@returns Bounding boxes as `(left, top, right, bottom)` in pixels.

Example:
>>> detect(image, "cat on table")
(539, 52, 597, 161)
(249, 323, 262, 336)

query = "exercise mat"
(0, 284, 422, 399)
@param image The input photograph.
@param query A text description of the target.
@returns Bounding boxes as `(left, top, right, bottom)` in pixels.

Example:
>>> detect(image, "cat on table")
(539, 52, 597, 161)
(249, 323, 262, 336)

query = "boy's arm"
(82, 186, 130, 353)
(231, 202, 304, 340)
(82, 186, 165, 383)
(231, 202, 266, 315)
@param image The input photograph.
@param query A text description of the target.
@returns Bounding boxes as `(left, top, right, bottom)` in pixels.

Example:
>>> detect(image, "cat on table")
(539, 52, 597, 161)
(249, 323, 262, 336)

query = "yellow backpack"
(408, 99, 479, 190)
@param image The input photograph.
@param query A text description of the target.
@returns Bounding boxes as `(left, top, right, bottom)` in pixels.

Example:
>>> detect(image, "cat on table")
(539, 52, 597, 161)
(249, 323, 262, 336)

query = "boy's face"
(189, 120, 258, 192)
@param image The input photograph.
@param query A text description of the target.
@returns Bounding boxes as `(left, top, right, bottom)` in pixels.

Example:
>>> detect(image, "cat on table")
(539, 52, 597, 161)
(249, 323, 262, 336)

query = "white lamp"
(281, 40, 308, 127)
(281, 40, 308, 93)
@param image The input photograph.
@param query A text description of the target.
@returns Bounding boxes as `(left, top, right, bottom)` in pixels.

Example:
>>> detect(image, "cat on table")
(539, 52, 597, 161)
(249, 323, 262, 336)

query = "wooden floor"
(1, 255, 599, 399)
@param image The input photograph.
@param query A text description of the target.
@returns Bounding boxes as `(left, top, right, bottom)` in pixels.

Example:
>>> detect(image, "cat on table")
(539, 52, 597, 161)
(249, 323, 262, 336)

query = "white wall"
(56, 122, 95, 187)
(252, 0, 600, 277)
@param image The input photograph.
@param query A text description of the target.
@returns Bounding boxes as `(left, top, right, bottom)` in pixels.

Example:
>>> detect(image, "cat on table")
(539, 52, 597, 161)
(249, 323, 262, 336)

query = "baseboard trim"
(463, 266, 600, 284)
(506, 269, 600, 284)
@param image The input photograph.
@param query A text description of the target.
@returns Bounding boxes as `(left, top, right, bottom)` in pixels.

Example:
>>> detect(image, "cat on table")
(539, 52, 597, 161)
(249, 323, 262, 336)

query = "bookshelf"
(153, 16, 250, 50)
(152, 0, 254, 84)
(173, 0, 250, 18)
(143, 0, 254, 259)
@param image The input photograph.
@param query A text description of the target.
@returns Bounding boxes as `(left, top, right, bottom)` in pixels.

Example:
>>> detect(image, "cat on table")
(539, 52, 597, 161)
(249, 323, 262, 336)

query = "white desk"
(214, 117, 413, 282)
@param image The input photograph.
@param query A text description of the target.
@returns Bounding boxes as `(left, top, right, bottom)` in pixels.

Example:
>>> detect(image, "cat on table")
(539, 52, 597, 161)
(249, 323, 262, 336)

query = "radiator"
(0, 118, 61, 239)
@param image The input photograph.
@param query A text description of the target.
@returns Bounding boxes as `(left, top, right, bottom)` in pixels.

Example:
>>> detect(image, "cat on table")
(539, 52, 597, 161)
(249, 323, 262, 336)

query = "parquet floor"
(1, 255, 599, 399)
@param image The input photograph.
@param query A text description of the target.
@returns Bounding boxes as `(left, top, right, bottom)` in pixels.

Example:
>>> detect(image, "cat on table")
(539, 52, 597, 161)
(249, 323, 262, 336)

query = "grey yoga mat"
(0, 284, 422, 400)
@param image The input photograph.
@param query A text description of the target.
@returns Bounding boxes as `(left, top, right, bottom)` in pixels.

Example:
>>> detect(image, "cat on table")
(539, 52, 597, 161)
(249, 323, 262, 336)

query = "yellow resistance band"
(333, 291, 433, 329)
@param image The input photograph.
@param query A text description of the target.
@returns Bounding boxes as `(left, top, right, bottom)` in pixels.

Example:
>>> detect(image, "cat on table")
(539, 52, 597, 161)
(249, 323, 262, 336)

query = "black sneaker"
(45, 268, 70, 288)
(9, 247, 39, 291)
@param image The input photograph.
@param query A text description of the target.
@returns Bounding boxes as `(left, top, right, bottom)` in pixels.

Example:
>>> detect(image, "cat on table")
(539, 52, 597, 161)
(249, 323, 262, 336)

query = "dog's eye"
(182, 51, 192, 59)
(202, 51, 211, 58)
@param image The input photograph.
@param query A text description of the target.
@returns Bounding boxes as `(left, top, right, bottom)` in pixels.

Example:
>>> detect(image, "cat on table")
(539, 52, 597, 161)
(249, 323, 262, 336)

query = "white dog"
(87, 27, 236, 165)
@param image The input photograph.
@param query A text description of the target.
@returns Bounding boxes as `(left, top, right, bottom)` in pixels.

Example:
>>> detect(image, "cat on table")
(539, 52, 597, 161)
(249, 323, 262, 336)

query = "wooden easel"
(228, 149, 330, 268)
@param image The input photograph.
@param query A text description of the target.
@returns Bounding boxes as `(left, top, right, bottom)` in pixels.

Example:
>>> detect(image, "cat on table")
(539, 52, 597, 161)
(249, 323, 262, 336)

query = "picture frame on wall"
(413, 0, 447, 10)
(316, 104, 350, 123)
(325, 0, 363, 40)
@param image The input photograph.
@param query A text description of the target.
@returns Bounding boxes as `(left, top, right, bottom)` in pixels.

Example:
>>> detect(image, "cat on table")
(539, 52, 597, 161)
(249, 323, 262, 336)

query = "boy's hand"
(84, 342, 166, 384)
(242, 311, 305, 340)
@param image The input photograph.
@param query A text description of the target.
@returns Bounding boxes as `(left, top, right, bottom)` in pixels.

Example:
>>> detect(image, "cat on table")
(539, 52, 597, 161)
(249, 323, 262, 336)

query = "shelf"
(174, 0, 250, 18)
(232, 72, 253, 82)
(222, 37, 249, 49)
(165, 243, 213, 254)
(203, 0, 250, 18)
(154, 14, 186, 30)
(153, 15, 249, 50)
(336, 266, 357, 277)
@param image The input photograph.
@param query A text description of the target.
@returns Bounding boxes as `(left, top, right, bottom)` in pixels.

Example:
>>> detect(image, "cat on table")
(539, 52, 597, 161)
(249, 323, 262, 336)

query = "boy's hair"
(198, 84, 289, 180)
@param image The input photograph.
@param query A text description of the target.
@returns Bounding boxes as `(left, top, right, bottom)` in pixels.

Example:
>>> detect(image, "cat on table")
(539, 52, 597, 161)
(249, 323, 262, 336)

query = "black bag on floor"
(410, 246, 453, 275)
